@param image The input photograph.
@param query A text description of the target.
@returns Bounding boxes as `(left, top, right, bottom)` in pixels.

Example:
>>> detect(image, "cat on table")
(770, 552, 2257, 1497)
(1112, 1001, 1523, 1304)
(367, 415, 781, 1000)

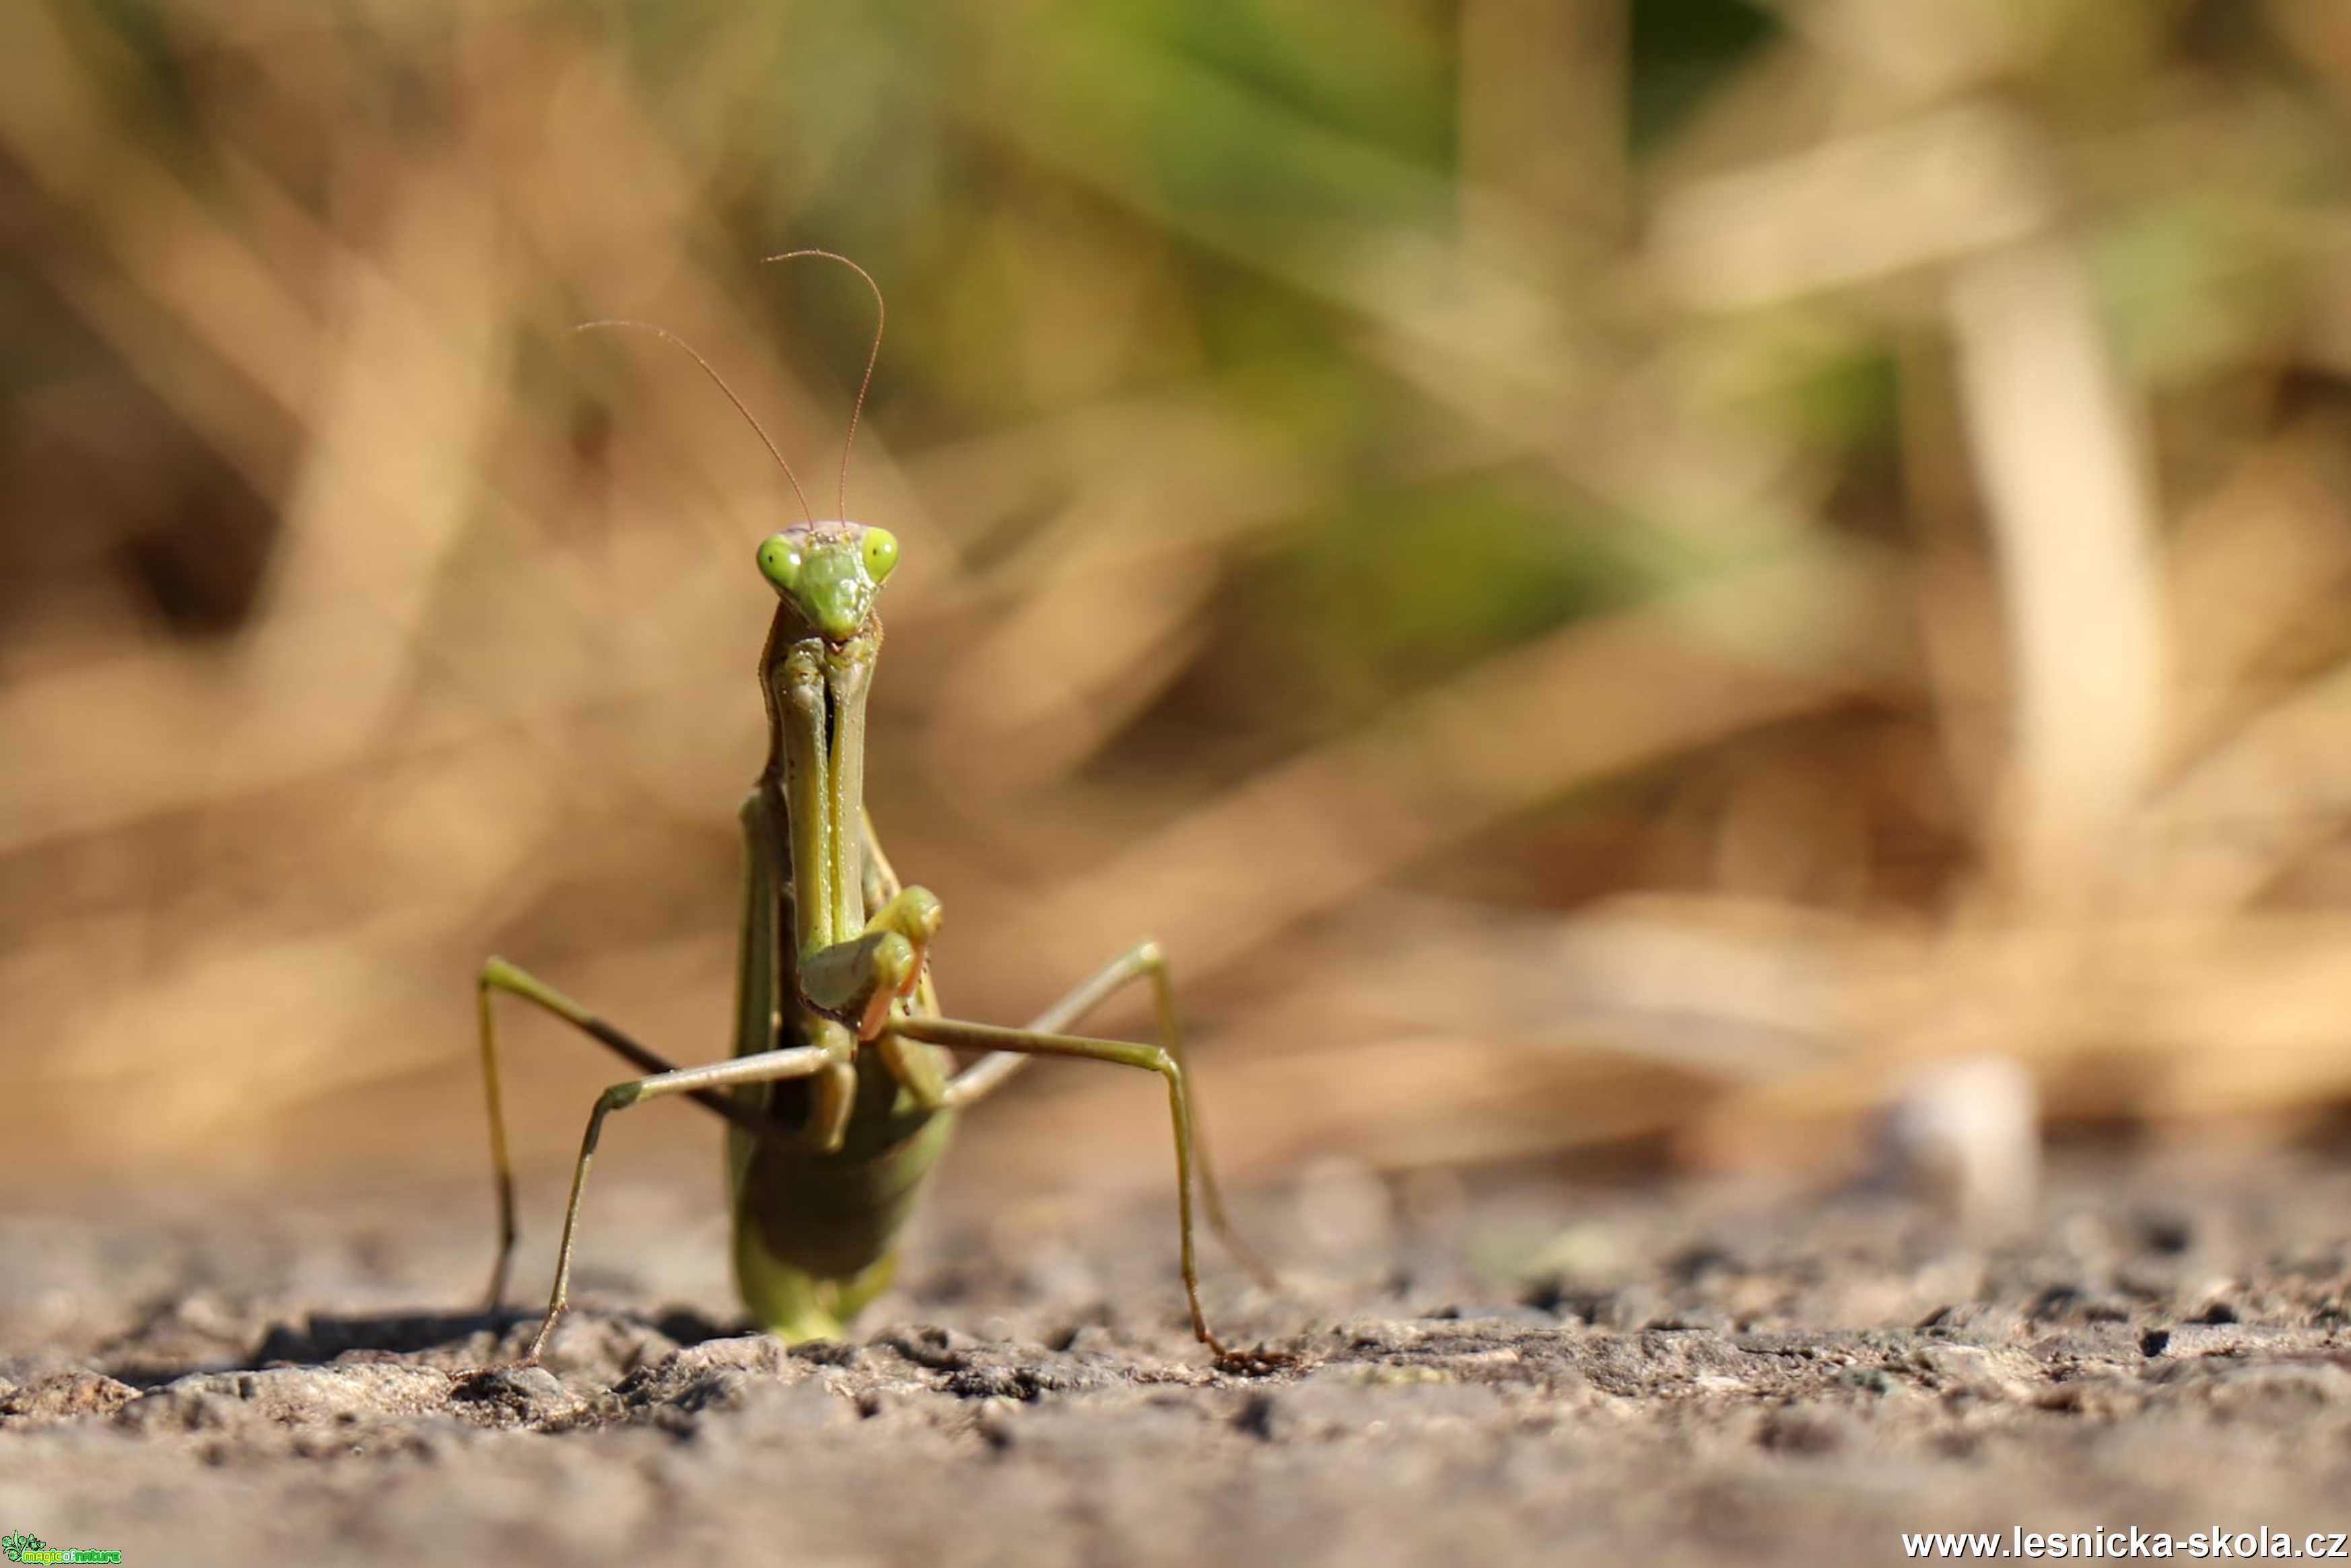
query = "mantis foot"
(1214, 1342, 1302, 1376)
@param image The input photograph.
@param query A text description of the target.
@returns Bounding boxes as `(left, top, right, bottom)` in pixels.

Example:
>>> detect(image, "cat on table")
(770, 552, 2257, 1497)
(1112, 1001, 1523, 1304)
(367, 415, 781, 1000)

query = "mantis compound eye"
(860, 527, 899, 583)
(757, 533, 805, 594)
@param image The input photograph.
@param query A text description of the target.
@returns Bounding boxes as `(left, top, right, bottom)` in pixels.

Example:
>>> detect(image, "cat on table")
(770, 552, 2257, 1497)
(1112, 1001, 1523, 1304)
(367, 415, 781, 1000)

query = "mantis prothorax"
(473, 251, 1272, 1365)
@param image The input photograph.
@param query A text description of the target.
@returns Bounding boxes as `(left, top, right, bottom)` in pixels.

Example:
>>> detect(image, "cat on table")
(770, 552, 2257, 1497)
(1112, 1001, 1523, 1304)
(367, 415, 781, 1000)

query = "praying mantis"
(471, 252, 1271, 1366)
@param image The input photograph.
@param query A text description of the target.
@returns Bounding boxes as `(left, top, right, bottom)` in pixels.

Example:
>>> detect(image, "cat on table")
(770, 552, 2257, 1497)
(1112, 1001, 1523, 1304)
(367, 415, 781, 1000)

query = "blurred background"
(7, 0, 2351, 1231)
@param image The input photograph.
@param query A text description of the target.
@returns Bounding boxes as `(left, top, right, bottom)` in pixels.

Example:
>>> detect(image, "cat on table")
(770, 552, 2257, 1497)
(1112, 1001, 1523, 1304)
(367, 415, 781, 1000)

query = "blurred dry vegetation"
(9, 0, 2351, 1217)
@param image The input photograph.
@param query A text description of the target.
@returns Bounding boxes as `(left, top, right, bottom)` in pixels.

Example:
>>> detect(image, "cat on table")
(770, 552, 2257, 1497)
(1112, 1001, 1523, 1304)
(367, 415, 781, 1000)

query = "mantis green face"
(756, 522, 901, 642)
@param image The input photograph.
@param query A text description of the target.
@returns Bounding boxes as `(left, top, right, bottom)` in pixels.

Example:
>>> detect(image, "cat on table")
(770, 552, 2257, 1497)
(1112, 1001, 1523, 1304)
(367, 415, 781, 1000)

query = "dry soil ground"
(3, 1153, 2350, 1566)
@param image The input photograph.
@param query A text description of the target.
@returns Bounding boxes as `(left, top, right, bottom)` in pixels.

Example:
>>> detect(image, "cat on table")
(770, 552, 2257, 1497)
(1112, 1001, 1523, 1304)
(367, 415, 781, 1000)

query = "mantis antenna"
(761, 248, 885, 521)
(573, 318, 817, 524)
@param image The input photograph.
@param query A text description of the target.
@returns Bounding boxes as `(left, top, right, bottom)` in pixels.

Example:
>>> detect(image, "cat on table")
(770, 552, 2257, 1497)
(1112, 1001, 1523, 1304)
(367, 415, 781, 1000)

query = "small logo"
(1, 1534, 120, 1565)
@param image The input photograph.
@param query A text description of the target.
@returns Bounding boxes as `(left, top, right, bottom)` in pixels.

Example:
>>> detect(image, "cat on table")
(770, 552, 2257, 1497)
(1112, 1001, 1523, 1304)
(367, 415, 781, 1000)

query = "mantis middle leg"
(893, 1004, 1261, 1359)
(517, 1044, 837, 1364)
(941, 941, 1272, 1287)
(475, 957, 768, 1308)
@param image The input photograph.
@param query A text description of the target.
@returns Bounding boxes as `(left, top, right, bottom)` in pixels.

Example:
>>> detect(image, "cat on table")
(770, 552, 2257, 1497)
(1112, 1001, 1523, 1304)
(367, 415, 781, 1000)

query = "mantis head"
(757, 521, 900, 642)
(574, 252, 897, 647)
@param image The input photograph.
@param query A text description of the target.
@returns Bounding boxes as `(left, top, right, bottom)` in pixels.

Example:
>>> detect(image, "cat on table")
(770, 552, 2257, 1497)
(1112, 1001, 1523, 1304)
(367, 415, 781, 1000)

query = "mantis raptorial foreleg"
(475, 957, 769, 1308)
(519, 1044, 839, 1364)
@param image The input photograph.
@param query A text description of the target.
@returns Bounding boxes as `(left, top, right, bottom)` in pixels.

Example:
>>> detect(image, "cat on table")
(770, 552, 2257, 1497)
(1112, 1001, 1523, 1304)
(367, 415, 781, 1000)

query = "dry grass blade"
(1948, 238, 2171, 904)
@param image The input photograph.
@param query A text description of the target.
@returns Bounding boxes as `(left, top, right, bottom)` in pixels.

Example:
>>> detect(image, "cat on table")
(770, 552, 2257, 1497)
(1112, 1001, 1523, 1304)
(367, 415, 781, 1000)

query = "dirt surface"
(4, 1155, 2350, 1566)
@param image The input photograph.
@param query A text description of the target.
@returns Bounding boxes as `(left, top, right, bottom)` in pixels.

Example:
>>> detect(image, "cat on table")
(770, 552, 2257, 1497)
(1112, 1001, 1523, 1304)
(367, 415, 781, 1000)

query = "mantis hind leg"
(944, 941, 1274, 1287)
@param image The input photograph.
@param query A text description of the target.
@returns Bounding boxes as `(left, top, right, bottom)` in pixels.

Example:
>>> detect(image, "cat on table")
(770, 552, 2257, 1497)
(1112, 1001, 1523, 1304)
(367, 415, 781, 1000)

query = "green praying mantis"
(471, 252, 1272, 1366)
